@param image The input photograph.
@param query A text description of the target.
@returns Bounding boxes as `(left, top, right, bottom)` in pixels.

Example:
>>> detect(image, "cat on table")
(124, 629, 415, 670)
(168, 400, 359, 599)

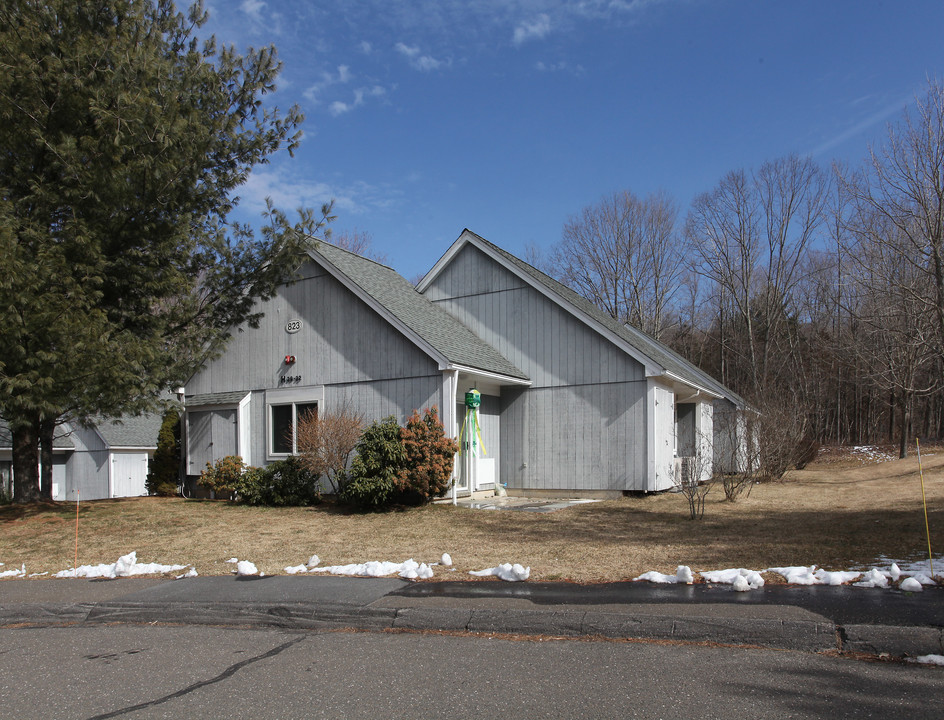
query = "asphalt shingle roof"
(187, 391, 249, 407)
(0, 419, 75, 450)
(311, 242, 529, 381)
(93, 414, 162, 448)
(465, 230, 745, 406)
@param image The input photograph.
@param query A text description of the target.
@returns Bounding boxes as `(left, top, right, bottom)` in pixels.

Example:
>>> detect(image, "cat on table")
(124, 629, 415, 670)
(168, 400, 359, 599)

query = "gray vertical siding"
(426, 245, 644, 387)
(426, 244, 649, 492)
(500, 382, 647, 491)
(188, 261, 439, 397)
(186, 258, 446, 472)
(186, 409, 237, 475)
(66, 425, 110, 501)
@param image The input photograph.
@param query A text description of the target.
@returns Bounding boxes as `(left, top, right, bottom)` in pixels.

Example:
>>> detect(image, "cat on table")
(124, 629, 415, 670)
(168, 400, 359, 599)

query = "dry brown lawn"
(1, 447, 942, 583)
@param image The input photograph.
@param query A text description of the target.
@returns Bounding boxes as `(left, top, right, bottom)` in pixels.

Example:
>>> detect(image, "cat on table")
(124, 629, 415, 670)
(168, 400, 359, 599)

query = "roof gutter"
(445, 364, 532, 386)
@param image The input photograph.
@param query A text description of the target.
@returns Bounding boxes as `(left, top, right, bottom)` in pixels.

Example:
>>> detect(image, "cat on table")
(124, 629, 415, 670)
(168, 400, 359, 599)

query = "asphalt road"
(391, 581, 944, 626)
(0, 624, 941, 719)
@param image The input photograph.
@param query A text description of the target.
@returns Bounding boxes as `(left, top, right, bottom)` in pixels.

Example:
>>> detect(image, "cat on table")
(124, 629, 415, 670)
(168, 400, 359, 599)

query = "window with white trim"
(265, 386, 324, 458)
(269, 402, 318, 455)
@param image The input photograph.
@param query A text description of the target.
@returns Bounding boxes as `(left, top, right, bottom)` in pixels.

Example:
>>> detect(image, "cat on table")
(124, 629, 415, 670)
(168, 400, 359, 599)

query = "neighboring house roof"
(311, 241, 529, 382)
(422, 229, 746, 407)
(0, 419, 75, 450)
(92, 414, 162, 449)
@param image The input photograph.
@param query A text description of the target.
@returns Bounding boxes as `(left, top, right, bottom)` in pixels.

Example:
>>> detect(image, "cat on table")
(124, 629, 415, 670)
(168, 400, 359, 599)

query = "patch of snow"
(912, 573, 936, 586)
(633, 570, 680, 584)
(175, 568, 198, 579)
(225, 557, 238, 564)
(235, 560, 258, 576)
(284, 564, 308, 574)
(675, 565, 694, 584)
(850, 446, 896, 463)
(909, 654, 944, 666)
(399, 559, 434, 580)
(853, 568, 889, 588)
(54, 552, 187, 579)
(869, 555, 941, 577)
(702, 568, 765, 590)
(470, 563, 530, 582)
(900, 577, 923, 592)
(440, 553, 452, 567)
(767, 566, 861, 586)
(767, 566, 819, 585)
(310, 559, 434, 579)
(0, 564, 25, 579)
(28, 572, 49, 578)
(307, 555, 320, 568)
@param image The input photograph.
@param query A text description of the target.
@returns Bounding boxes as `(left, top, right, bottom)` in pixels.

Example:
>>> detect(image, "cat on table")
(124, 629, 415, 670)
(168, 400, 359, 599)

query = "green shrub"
(234, 456, 321, 506)
(198, 455, 246, 497)
(337, 472, 396, 509)
(339, 416, 406, 509)
(398, 406, 459, 503)
(146, 410, 180, 496)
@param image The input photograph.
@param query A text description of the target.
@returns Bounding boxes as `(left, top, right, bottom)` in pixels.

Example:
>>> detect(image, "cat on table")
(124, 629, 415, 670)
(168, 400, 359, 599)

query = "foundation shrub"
(234, 457, 321, 506)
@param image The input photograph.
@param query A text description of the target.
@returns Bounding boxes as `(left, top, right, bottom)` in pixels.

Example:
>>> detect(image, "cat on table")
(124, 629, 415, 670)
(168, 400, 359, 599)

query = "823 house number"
(285, 319, 302, 334)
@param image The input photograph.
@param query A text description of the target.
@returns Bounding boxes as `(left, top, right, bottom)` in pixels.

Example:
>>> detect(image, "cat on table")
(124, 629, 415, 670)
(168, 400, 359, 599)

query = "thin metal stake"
(916, 439, 934, 578)
(74, 490, 80, 578)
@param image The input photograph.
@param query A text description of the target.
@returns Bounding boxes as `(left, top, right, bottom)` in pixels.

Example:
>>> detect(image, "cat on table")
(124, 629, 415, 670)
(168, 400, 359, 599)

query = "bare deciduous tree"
(843, 79, 944, 349)
(686, 155, 830, 395)
(331, 229, 387, 263)
(553, 189, 684, 339)
(295, 405, 364, 493)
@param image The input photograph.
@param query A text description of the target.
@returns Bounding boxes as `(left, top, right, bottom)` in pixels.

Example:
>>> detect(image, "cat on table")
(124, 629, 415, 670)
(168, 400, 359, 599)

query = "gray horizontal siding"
(500, 381, 647, 492)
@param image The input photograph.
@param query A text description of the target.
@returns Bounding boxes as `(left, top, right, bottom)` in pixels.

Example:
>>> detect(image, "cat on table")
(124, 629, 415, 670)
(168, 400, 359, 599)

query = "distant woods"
(547, 78, 944, 458)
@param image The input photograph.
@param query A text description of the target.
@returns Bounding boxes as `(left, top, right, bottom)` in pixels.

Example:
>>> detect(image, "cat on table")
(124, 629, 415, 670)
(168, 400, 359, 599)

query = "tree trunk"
(899, 395, 910, 459)
(39, 418, 54, 500)
(12, 418, 41, 504)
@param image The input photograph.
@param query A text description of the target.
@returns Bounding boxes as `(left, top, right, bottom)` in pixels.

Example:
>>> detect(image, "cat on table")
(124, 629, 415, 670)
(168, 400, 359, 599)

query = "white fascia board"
(446, 363, 532, 386)
(310, 250, 452, 371)
(463, 234, 664, 377)
(662, 371, 723, 400)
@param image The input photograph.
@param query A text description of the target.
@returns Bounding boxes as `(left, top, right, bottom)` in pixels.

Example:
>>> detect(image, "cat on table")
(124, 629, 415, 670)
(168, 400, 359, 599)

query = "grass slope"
(1, 448, 941, 582)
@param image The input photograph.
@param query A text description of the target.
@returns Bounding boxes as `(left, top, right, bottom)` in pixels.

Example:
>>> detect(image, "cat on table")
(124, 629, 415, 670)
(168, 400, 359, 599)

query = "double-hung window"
(265, 386, 324, 458)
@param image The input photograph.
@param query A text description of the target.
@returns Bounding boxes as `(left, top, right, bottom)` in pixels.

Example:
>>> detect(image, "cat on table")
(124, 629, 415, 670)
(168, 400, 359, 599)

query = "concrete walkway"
(1, 576, 941, 659)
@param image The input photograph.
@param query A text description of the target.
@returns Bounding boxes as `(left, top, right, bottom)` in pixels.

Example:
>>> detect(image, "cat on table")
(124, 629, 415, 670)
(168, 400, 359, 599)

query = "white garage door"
(112, 453, 149, 497)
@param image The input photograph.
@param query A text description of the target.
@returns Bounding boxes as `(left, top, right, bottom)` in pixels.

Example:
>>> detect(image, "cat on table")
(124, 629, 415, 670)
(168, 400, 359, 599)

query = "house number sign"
(285, 319, 302, 334)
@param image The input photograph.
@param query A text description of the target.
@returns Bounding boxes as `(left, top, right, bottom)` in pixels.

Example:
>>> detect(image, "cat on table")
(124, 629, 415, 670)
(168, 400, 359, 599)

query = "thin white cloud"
(329, 85, 387, 116)
(535, 60, 584, 75)
(809, 94, 912, 157)
(240, 0, 265, 25)
(513, 13, 551, 45)
(359, 40, 373, 54)
(395, 42, 445, 71)
(237, 167, 401, 217)
(303, 65, 355, 104)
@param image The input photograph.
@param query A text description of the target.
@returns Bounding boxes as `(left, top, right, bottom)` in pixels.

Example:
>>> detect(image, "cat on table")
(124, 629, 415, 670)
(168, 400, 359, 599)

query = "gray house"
(0, 415, 161, 501)
(182, 231, 745, 497)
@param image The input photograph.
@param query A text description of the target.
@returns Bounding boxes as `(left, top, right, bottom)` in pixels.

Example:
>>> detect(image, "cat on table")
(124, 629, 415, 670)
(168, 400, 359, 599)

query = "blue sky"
(202, 0, 943, 280)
